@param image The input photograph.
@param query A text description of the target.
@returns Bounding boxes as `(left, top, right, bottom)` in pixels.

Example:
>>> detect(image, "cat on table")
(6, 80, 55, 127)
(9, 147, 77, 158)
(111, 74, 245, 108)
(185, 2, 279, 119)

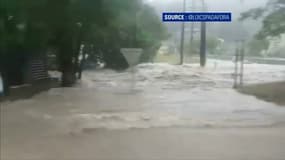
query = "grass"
(154, 53, 180, 64)
(154, 53, 200, 64)
(238, 81, 285, 106)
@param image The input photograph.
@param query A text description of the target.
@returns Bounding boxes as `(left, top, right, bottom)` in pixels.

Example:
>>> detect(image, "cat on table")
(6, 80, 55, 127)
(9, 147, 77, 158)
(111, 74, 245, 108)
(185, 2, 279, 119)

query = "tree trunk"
(61, 57, 76, 87)
(58, 37, 76, 87)
(56, 28, 79, 87)
(78, 44, 87, 80)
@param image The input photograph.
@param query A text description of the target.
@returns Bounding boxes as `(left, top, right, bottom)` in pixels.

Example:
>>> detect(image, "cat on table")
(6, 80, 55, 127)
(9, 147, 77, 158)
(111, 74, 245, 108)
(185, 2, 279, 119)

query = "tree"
(86, 0, 168, 68)
(0, 0, 49, 88)
(137, 5, 168, 62)
(185, 37, 224, 55)
(247, 38, 270, 56)
(0, 0, 167, 87)
(240, 0, 285, 39)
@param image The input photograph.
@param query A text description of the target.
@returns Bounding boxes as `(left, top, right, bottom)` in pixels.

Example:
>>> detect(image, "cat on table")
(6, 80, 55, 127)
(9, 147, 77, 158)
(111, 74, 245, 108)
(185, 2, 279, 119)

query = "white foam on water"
(81, 60, 285, 91)
(2, 59, 285, 133)
(62, 111, 284, 132)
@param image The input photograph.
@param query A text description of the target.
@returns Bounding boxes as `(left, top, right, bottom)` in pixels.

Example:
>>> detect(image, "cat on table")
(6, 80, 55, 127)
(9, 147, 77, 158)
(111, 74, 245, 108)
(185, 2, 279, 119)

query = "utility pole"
(200, 0, 207, 67)
(233, 40, 245, 88)
(240, 40, 245, 86)
(179, 0, 186, 65)
(190, 0, 196, 45)
(200, 22, 206, 67)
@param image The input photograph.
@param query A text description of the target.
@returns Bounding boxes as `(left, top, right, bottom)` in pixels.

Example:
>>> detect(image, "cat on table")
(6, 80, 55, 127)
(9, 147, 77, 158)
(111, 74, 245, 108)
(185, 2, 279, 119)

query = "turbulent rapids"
(2, 60, 285, 133)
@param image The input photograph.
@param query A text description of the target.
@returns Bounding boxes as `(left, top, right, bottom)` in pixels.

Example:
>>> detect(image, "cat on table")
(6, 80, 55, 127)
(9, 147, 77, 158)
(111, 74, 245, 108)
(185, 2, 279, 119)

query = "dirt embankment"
(239, 81, 285, 106)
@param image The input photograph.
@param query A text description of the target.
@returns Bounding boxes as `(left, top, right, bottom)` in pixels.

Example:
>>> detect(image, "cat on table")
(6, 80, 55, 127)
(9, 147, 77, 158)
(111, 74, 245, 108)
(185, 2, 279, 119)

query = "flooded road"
(1, 60, 285, 160)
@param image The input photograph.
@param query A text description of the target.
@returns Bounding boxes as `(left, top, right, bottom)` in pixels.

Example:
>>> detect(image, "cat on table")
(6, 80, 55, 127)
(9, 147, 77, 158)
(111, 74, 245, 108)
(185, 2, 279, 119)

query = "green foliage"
(185, 37, 224, 55)
(240, 8, 266, 20)
(207, 38, 222, 54)
(247, 38, 270, 56)
(86, 0, 168, 66)
(0, 0, 167, 84)
(185, 40, 200, 55)
(241, 0, 285, 39)
(257, 9, 285, 38)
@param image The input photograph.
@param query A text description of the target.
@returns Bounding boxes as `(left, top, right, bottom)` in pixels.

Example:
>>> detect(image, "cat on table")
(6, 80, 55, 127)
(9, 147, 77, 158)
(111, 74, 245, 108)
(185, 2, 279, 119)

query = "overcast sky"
(146, 0, 267, 18)
(145, 0, 269, 42)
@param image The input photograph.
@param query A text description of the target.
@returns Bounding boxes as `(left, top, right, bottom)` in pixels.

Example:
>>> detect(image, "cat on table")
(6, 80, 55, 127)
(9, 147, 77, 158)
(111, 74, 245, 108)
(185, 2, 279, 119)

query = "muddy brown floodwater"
(1, 60, 285, 160)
